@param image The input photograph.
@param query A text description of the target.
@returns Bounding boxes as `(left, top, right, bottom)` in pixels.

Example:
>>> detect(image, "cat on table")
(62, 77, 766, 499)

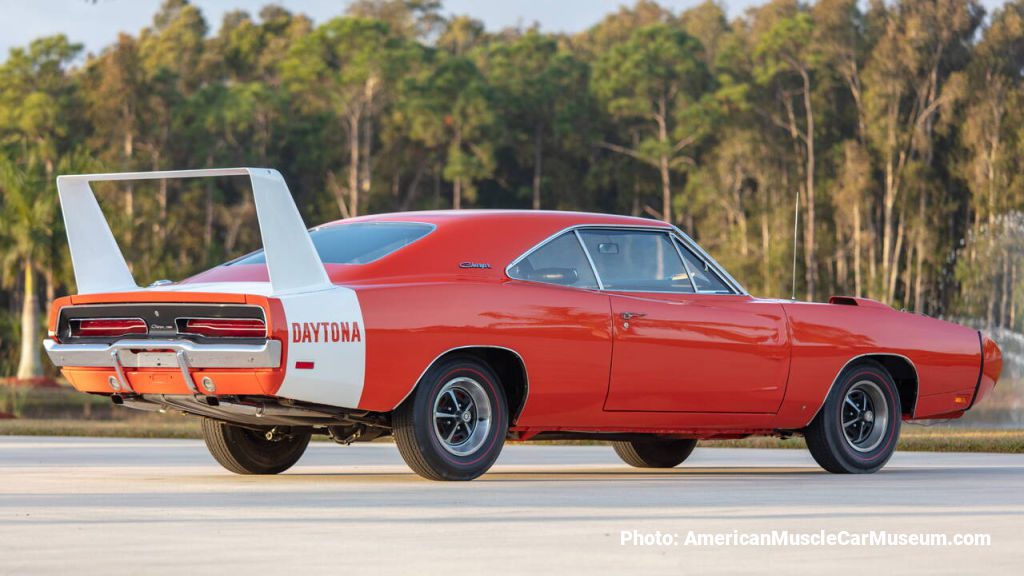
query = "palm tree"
(0, 157, 52, 380)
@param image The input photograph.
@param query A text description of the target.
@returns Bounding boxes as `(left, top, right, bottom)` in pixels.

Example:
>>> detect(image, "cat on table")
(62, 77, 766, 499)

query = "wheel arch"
(873, 355, 919, 417)
(808, 353, 919, 425)
(399, 346, 529, 423)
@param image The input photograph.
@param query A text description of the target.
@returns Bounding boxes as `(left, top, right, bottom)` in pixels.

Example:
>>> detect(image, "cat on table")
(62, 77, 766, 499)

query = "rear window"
(230, 222, 434, 265)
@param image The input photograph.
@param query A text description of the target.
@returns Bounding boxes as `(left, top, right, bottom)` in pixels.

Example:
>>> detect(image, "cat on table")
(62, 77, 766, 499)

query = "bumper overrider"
(44, 338, 282, 395)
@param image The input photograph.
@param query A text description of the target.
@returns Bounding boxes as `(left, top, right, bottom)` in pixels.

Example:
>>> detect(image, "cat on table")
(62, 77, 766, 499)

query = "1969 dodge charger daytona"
(45, 168, 1002, 480)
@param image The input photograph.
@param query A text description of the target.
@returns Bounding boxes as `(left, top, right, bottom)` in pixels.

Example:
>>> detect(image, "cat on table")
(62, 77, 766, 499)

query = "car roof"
(325, 209, 670, 230)
(326, 210, 674, 281)
(186, 210, 675, 286)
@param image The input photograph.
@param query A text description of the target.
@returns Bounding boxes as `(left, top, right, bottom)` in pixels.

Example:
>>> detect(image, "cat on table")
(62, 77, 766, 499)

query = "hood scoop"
(828, 296, 891, 309)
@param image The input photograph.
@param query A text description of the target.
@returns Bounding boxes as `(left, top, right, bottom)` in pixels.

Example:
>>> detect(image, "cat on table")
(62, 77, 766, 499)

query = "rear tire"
(805, 359, 901, 474)
(393, 355, 508, 481)
(201, 418, 311, 475)
(612, 438, 698, 468)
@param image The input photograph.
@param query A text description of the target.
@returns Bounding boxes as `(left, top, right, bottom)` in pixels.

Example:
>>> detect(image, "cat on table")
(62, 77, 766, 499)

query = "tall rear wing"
(56, 167, 331, 295)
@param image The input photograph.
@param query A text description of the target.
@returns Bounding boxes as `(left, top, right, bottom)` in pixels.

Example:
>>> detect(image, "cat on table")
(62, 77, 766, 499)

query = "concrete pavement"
(1, 437, 1022, 575)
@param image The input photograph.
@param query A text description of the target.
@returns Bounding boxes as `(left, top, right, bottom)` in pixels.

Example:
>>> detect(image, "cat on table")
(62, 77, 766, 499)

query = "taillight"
(70, 318, 148, 338)
(178, 318, 267, 338)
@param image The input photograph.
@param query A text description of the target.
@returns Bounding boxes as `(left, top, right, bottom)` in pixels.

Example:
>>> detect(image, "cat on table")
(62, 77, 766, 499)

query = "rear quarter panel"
(356, 279, 613, 424)
(774, 302, 981, 428)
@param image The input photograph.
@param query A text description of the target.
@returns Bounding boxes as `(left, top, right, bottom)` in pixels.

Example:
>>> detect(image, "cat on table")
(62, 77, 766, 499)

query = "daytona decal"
(291, 321, 362, 343)
(277, 286, 366, 409)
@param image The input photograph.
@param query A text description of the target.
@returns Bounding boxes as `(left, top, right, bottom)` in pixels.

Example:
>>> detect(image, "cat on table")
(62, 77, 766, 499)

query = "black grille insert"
(57, 303, 267, 345)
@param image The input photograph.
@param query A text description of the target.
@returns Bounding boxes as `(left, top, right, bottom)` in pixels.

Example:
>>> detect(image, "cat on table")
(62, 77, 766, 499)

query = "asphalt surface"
(1, 437, 1023, 575)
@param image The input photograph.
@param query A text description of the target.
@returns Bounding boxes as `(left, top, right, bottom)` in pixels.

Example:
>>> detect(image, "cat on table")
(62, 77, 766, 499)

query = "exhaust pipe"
(111, 394, 166, 413)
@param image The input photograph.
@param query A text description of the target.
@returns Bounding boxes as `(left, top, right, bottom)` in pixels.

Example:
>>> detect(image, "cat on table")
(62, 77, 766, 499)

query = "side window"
(508, 232, 599, 289)
(676, 239, 732, 293)
(577, 230, 694, 293)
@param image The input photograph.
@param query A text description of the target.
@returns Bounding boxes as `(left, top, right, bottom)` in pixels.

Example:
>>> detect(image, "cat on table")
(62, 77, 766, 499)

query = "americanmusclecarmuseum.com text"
(619, 529, 992, 547)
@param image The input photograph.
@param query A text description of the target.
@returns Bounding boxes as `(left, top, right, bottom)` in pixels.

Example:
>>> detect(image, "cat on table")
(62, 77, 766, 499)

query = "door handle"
(620, 312, 647, 320)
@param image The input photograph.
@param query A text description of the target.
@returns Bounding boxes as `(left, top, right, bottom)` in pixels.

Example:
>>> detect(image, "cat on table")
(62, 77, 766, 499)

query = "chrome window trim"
(670, 224, 747, 294)
(505, 223, 747, 296)
(573, 229, 604, 290)
(671, 236, 733, 294)
(577, 228, 696, 294)
(504, 229, 603, 290)
(669, 234, 699, 293)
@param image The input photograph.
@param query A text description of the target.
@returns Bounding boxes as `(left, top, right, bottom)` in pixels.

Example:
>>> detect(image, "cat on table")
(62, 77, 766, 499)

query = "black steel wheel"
(805, 359, 902, 474)
(393, 355, 508, 481)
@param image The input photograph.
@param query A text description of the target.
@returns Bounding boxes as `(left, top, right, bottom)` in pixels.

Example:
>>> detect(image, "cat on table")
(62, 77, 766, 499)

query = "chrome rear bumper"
(44, 338, 281, 369)
(43, 338, 282, 394)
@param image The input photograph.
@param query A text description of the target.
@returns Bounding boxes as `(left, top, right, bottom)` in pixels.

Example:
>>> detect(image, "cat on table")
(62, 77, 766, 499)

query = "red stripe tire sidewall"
(834, 367, 900, 465)
(423, 364, 506, 468)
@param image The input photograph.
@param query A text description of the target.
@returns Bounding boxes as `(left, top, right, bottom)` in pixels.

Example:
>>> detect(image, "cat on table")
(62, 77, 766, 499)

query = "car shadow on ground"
(223, 466, 823, 483)
(183, 464, 1010, 484)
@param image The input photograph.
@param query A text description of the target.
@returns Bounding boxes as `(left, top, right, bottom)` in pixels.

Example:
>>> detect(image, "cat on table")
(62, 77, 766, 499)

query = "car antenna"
(791, 187, 800, 301)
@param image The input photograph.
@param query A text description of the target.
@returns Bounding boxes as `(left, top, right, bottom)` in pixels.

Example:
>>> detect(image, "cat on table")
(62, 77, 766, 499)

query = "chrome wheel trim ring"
(432, 376, 493, 457)
(841, 380, 890, 453)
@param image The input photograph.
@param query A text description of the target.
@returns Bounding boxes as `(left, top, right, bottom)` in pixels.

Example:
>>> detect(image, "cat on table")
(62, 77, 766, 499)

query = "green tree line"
(2, 0, 1023, 378)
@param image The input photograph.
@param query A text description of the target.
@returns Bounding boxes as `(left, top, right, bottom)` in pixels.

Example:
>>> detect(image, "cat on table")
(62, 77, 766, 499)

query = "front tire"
(393, 355, 508, 481)
(201, 418, 311, 475)
(612, 438, 698, 468)
(805, 359, 902, 474)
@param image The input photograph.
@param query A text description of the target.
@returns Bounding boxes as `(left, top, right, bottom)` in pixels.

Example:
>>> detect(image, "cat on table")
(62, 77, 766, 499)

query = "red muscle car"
(45, 168, 1002, 480)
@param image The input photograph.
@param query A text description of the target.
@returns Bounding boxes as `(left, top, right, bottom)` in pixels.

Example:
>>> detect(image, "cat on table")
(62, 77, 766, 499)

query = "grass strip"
(1, 418, 1022, 453)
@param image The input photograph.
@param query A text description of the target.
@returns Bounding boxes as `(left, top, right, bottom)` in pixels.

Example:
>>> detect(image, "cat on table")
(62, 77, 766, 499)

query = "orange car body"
(47, 209, 1001, 439)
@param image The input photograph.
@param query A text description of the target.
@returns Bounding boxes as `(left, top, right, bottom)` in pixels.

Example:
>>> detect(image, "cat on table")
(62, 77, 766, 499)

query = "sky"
(0, 0, 1012, 60)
